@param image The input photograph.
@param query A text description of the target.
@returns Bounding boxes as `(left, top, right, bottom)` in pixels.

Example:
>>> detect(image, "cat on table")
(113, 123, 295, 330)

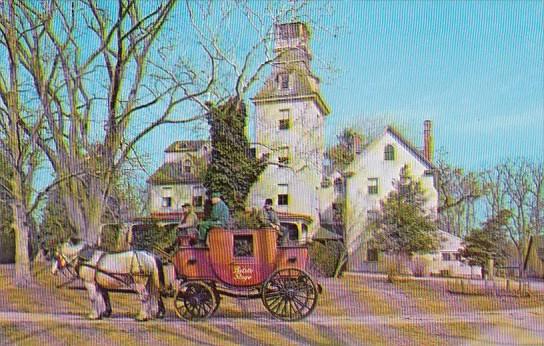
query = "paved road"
(1, 307, 542, 326)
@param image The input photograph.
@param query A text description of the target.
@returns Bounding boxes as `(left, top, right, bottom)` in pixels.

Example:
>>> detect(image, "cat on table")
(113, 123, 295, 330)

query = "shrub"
(308, 240, 345, 277)
(131, 223, 177, 252)
(409, 257, 431, 277)
(100, 224, 122, 252)
(232, 209, 265, 229)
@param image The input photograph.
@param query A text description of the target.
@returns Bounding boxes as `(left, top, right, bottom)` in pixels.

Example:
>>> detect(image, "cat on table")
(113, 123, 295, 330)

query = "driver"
(259, 198, 287, 245)
(197, 192, 230, 246)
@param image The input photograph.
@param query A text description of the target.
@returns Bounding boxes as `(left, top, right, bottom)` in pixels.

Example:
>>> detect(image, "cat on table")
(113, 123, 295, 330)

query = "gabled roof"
(252, 58, 330, 115)
(341, 125, 434, 175)
(385, 126, 435, 170)
(147, 162, 201, 185)
(165, 140, 210, 153)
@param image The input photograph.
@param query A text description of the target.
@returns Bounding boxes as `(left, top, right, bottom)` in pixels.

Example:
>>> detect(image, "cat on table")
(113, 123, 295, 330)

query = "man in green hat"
(197, 192, 230, 245)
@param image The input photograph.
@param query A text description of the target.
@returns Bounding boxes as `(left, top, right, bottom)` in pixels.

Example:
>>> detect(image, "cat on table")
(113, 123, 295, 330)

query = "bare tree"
(0, 0, 45, 285)
(481, 158, 543, 277)
(436, 158, 481, 237)
(6, 0, 215, 244)
(5, 0, 326, 246)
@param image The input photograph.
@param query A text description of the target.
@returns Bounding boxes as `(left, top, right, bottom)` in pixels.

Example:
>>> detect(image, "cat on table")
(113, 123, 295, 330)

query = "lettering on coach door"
(233, 265, 253, 281)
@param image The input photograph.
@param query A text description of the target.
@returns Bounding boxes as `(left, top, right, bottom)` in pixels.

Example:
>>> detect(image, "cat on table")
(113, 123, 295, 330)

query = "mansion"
(147, 22, 444, 272)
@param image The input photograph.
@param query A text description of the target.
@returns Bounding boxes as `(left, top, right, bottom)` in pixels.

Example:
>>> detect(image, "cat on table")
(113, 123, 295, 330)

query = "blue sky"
(316, 1, 543, 170)
(139, 1, 543, 173)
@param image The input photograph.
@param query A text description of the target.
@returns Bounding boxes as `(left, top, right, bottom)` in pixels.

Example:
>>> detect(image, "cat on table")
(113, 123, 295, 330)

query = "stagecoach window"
(234, 235, 254, 257)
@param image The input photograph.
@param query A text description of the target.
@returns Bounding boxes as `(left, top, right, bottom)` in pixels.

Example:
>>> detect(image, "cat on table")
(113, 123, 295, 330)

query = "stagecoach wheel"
(174, 281, 218, 321)
(261, 268, 318, 322)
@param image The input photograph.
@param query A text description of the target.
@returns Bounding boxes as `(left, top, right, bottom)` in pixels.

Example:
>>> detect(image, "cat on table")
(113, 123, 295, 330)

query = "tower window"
(278, 194, 289, 206)
(278, 73, 289, 90)
(368, 178, 379, 195)
(278, 184, 289, 205)
(278, 146, 290, 166)
(384, 144, 395, 161)
(278, 109, 290, 130)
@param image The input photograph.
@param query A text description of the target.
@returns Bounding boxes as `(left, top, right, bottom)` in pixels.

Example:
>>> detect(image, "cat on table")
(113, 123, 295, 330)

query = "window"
(183, 159, 192, 174)
(278, 184, 288, 205)
(233, 235, 253, 257)
(192, 195, 203, 207)
(281, 223, 299, 241)
(278, 147, 289, 165)
(278, 109, 290, 130)
(367, 210, 379, 224)
(161, 187, 172, 208)
(161, 197, 172, 208)
(334, 178, 344, 194)
(384, 144, 395, 161)
(368, 178, 378, 195)
(442, 253, 452, 261)
(277, 73, 289, 90)
(367, 248, 379, 262)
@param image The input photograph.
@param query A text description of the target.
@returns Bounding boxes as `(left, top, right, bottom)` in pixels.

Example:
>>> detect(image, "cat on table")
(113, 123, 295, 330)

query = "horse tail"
(153, 255, 165, 292)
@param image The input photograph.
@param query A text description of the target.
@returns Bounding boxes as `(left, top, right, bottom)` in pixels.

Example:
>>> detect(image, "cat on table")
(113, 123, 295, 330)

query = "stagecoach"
(171, 227, 321, 321)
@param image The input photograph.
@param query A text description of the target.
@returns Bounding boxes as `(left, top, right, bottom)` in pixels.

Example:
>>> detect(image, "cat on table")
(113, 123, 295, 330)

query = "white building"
(320, 125, 438, 271)
(247, 22, 330, 240)
(147, 140, 210, 219)
(146, 22, 473, 275)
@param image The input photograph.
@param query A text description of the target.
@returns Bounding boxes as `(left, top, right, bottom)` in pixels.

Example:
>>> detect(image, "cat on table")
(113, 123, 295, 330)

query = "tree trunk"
(12, 202, 32, 286)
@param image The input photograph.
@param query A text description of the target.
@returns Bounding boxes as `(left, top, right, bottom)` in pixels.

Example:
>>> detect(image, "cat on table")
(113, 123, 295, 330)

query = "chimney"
(423, 120, 433, 162)
(352, 135, 362, 156)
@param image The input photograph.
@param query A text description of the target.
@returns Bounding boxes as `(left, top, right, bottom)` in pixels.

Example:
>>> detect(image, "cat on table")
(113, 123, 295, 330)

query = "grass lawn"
(1, 264, 544, 345)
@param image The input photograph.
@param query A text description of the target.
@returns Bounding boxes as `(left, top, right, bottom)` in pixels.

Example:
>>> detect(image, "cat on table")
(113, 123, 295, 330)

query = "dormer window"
(384, 144, 395, 161)
(183, 159, 192, 174)
(277, 73, 289, 90)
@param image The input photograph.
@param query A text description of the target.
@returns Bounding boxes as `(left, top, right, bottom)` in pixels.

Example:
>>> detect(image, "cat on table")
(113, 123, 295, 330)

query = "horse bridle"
(54, 249, 80, 277)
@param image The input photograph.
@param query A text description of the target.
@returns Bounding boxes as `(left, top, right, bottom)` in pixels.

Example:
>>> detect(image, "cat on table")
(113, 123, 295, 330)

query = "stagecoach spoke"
(174, 281, 218, 321)
(262, 268, 319, 321)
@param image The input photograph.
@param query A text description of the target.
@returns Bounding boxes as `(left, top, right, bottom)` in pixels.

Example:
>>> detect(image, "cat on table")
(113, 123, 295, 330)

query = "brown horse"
(51, 240, 165, 321)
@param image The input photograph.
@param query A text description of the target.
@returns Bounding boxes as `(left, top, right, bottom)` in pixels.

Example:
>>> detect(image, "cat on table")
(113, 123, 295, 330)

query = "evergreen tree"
(204, 97, 266, 212)
(373, 165, 439, 256)
(460, 209, 511, 268)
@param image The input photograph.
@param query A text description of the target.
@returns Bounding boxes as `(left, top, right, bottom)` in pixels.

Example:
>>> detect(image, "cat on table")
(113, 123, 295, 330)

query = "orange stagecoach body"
(173, 228, 309, 286)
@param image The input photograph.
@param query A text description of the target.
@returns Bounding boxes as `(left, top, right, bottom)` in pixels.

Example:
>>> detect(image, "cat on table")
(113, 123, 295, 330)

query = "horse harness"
(56, 246, 149, 288)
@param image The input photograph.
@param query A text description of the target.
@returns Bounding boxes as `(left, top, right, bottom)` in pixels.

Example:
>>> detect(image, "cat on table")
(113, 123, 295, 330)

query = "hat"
(182, 203, 191, 208)
(211, 192, 221, 198)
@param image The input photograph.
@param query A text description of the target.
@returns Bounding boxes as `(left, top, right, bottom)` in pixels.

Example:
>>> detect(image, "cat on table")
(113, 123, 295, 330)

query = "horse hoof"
(102, 311, 112, 318)
(87, 314, 101, 320)
(135, 315, 149, 322)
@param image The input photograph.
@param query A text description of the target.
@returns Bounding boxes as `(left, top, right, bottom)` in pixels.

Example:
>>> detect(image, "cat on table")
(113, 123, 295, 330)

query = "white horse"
(51, 240, 165, 321)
